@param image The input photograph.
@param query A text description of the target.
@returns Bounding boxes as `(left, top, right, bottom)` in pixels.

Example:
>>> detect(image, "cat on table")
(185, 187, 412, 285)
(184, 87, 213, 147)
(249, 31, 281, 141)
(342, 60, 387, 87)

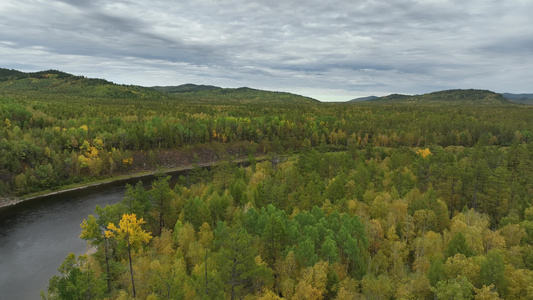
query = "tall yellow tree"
(105, 213, 152, 298)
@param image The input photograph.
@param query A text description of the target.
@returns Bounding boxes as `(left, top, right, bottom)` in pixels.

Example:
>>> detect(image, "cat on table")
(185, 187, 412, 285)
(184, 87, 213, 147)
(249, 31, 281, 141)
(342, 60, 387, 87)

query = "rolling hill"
(151, 84, 220, 93)
(502, 93, 533, 105)
(348, 95, 379, 102)
(0, 68, 164, 99)
(354, 89, 514, 106)
(152, 84, 319, 104)
(1, 68, 528, 106)
(0, 68, 319, 105)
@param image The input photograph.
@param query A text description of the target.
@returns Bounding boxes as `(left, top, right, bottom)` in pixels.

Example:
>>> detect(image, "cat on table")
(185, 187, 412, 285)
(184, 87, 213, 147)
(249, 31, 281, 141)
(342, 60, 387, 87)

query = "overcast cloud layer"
(0, 0, 531, 101)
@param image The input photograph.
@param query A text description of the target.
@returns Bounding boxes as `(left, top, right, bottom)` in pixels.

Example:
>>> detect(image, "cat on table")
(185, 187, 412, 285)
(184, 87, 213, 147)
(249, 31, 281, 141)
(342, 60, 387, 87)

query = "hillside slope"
(0, 68, 318, 104)
(502, 93, 533, 105)
(0, 68, 165, 99)
(360, 89, 513, 106)
(152, 83, 319, 104)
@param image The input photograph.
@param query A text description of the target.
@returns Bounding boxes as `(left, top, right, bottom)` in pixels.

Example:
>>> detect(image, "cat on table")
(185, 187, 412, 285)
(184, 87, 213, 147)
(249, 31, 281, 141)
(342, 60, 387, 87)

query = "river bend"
(0, 174, 167, 299)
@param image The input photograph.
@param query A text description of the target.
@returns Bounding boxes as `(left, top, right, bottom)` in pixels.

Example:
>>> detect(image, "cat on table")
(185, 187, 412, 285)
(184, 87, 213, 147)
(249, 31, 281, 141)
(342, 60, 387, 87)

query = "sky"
(0, 0, 532, 102)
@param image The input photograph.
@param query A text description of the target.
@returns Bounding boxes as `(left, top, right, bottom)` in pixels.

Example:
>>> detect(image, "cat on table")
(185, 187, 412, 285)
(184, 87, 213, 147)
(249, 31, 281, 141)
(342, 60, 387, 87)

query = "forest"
(1, 69, 533, 299)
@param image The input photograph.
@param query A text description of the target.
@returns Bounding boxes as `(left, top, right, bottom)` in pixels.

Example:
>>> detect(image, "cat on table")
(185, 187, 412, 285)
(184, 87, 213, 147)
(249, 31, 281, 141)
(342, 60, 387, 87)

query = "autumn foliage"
(5, 70, 532, 299)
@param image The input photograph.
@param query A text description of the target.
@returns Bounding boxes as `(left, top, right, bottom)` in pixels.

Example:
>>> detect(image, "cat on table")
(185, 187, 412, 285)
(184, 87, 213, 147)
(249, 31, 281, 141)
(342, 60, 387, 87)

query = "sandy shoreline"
(0, 197, 23, 207)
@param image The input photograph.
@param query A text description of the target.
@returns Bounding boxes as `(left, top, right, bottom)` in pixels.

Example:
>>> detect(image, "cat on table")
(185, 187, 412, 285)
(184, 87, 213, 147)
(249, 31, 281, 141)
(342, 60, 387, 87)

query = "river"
(0, 173, 180, 299)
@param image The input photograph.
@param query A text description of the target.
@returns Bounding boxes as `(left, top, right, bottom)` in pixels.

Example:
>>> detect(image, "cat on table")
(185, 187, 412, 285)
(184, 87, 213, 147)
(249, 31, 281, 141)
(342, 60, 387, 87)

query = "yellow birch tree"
(105, 213, 152, 298)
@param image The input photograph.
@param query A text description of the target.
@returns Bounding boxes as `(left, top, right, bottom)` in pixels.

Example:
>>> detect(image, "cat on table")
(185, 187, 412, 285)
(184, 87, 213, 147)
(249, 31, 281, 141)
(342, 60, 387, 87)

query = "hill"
(413, 89, 511, 105)
(0, 68, 318, 104)
(502, 93, 533, 105)
(358, 89, 513, 106)
(151, 84, 220, 93)
(0, 68, 77, 81)
(151, 83, 319, 104)
(349, 95, 379, 102)
(0, 68, 164, 99)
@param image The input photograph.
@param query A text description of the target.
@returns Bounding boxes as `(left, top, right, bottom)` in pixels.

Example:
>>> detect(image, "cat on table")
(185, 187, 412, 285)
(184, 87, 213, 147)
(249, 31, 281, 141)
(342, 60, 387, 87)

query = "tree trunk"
(128, 244, 136, 298)
(125, 228, 136, 298)
(104, 239, 111, 293)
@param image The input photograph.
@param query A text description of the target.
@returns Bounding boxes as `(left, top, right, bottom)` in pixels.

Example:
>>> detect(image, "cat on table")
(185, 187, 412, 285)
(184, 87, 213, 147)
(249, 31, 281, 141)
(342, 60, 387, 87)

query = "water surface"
(0, 173, 178, 299)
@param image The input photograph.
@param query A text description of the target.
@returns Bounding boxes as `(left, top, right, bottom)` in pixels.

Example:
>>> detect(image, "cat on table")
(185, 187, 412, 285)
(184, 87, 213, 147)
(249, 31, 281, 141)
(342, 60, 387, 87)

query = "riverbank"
(0, 197, 22, 207)
(0, 163, 211, 209)
(0, 155, 266, 209)
(0, 140, 270, 208)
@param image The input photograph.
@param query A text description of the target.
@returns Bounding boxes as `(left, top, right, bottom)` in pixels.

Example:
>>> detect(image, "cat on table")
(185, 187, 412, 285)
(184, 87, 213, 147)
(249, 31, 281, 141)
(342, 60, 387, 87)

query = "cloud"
(0, 0, 532, 101)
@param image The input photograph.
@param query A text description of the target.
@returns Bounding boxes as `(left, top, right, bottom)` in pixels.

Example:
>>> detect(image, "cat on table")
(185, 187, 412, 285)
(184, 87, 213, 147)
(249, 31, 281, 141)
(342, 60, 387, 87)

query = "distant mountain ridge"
(0, 68, 318, 104)
(151, 83, 319, 104)
(349, 95, 379, 102)
(0, 68, 163, 99)
(351, 89, 515, 106)
(151, 84, 220, 93)
(1, 68, 531, 105)
(0, 68, 77, 81)
(502, 93, 533, 105)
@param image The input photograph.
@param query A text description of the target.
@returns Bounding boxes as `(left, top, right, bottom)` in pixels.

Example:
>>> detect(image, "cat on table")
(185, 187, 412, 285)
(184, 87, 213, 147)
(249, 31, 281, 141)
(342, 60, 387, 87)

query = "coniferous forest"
(2, 69, 533, 299)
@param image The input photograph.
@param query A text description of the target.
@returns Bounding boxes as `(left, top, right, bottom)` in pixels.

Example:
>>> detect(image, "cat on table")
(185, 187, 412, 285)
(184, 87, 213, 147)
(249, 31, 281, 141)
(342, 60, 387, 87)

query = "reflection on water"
(0, 171, 186, 299)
